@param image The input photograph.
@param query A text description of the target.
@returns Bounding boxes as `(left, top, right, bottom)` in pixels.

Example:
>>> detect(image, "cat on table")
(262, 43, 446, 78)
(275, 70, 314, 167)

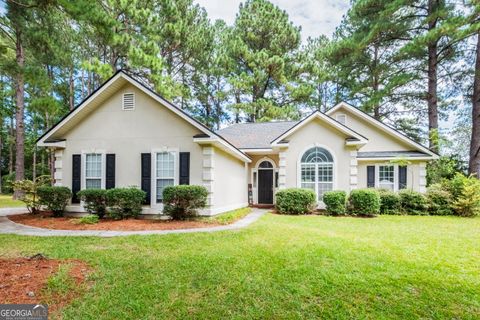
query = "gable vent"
(336, 114, 346, 125)
(122, 93, 135, 110)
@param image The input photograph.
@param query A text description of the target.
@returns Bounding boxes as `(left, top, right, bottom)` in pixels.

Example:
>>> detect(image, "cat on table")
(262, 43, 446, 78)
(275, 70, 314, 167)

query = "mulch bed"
(9, 213, 220, 231)
(0, 254, 90, 313)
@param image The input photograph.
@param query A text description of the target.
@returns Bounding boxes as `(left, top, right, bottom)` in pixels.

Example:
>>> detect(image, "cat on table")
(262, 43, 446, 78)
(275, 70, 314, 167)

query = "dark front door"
(258, 169, 274, 204)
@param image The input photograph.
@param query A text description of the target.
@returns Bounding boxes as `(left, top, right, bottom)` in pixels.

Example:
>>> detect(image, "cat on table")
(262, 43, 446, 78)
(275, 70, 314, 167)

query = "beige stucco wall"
(357, 160, 427, 192)
(211, 148, 249, 213)
(329, 108, 413, 152)
(283, 118, 354, 191)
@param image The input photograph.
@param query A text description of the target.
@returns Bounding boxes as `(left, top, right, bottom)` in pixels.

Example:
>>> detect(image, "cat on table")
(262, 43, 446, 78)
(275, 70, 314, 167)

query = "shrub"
(106, 187, 146, 219)
(12, 175, 52, 214)
(275, 188, 317, 215)
(447, 174, 480, 217)
(77, 189, 108, 218)
(399, 189, 428, 215)
(37, 186, 72, 217)
(1, 172, 15, 194)
(378, 189, 401, 215)
(77, 214, 99, 224)
(348, 189, 380, 216)
(323, 190, 347, 215)
(163, 185, 208, 220)
(426, 184, 453, 216)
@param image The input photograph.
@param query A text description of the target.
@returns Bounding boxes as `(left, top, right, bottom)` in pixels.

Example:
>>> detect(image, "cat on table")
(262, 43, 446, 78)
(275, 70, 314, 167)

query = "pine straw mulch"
(9, 212, 220, 231)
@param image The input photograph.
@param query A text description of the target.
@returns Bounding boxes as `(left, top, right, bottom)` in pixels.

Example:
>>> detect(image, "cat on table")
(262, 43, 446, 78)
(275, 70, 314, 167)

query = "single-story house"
(37, 70, 438, 215)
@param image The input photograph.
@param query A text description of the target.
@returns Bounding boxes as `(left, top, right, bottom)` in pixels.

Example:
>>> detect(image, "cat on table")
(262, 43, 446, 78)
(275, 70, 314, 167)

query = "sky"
(195, 0, 350, 41)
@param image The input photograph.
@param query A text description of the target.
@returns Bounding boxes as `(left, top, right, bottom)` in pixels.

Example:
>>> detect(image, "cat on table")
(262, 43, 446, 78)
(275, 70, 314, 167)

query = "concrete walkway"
(0, 207, 28, 216)
(0, 208, 268, 237)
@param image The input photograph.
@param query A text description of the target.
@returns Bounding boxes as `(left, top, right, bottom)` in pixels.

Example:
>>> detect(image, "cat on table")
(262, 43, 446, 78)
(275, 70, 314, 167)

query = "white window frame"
(122, 92, 135, 111)
(151, 148, 178, 207)
(376, 164, 399, 192)
(297, 144, 337, 202)
(81, 150, 106, 190)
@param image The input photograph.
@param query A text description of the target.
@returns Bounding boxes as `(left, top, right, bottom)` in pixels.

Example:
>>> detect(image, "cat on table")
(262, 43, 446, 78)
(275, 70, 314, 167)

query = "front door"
(258, 169, 273, 204)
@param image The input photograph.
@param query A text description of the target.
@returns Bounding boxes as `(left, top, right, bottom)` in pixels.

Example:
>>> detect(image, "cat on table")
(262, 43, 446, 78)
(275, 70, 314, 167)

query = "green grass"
(1, 214, 479, 319)
(204, 207, 252, 225)
(0, 194, 25, 208)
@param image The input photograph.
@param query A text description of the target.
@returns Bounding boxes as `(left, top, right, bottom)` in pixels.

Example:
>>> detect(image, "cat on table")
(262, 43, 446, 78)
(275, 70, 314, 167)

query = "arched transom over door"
(257, 160, 274, 204)
(300, 147, 334, 201)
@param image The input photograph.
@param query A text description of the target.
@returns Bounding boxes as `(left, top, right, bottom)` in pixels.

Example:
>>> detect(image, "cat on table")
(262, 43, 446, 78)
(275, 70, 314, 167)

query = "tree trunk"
(8, 116, 14, 175)
(13, 26, 25, 199)
(69, 67, 75, 110)
(469, 32, 480, 178)
(427, 0, 439, 154)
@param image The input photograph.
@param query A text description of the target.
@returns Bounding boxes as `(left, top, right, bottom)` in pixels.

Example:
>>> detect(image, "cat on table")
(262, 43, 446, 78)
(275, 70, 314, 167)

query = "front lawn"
(0, 214, 479, 319)
(0, 194, 25, 208)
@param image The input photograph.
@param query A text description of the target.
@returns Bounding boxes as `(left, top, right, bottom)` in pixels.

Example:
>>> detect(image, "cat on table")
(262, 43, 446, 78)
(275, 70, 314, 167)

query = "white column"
(278, 149, 287, 189)
(202, 146, 215, 211)
(53, 149, 64, 186)
(349, 150, 358, 191)
(419, 163, 427, 193)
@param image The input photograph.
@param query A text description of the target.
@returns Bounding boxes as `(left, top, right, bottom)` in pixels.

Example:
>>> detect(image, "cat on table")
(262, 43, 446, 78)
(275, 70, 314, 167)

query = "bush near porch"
(275, 188, 317, 215)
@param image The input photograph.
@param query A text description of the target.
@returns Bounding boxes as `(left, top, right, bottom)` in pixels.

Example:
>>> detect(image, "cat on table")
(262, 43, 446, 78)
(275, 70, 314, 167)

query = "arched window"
(300, 147, 333, 200)
(259, 161, 273, 168)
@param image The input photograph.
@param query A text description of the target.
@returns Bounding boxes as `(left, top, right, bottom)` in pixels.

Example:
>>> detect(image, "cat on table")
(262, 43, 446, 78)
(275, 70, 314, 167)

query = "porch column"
(53, 149, 64, 186)
(419, 163, 427, 193)
(349, 150, 358, 191)
(278, 149, 287, 189)
(202, 146, 215, 211)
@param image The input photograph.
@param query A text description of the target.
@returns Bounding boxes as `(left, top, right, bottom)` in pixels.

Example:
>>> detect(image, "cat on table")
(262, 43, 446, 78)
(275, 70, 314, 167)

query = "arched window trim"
(297, 144, 337, 201)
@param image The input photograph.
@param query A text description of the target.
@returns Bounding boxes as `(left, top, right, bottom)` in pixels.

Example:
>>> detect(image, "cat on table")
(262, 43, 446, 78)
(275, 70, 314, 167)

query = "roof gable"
(326, 102, 438, 158)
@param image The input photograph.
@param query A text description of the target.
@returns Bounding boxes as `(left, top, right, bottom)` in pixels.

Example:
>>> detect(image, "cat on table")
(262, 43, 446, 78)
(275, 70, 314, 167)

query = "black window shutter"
(72, 154, 81, 203)
(367, 166, 375, 188)
(399, 166, 407, 189)
(141, 153, 151, 204)
(179, 152, 190, 185)
(106, 154, 115, 189)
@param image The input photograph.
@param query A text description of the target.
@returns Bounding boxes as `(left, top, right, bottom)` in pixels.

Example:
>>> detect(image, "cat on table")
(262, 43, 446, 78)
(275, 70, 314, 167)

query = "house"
(37, 71, 438, 215)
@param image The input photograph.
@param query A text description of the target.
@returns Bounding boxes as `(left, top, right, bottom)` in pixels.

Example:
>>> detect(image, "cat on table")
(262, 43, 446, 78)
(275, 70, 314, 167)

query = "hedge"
(77, 189, 108, 218)
(399, 189, 427, 215)
(38, 186, 72, 217)
(163, 185, 208, 220)
(378, 189, 401, 215)
(349, 189, 380, 216)
(106, 187, 146, 219)
(323, 190, 347, 215)
(275, 188, 317, 215)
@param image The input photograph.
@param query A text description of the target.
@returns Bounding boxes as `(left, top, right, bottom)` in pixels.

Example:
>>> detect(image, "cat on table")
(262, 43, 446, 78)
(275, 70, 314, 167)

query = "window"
(156, 152, 175, 202)
(336, 114, 346, 125)
(122, 93, 135, 110)
(379, 165, 395, 190)
(85, 153, 102, 189)
(300, 147, 333, 200)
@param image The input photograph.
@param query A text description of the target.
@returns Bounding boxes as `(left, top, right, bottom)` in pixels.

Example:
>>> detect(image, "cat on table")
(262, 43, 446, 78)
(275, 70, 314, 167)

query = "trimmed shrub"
(77, 214, 99, 224)
(426, 184, 453, 216)
(275, 188, 317, 215)
(323, 190, 347, 215)
(349, 189, 380, 216)
(163, 185, 208, 220)
(378, 189, 401, 215)
(77, 189, 108, 218)
(38, 186, 72, 217)
(106, 187, 146, 219)
(399, 189, 428, 215)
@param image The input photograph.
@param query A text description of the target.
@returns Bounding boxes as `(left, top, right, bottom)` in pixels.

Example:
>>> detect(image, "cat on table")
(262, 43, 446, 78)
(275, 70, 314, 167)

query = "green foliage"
(1, 172, 16, 194)
(77, 189, 108, 218)
(12, 175, 51, 214)
(446, 174, 480, 217)
(162, 185, 208, 220)
(106, 187, 146, 220)
(323, 190, 347, 215)
(398, 189, 428, 215)
(427, 156, 467, 186)
(426, 184, 453, 216)
(378, 189, 401, 215)
(275, 188, 317, 215)
(37, 186, 72, 217)
(348, 189, 380, 216)
(77, 214, 99, 225)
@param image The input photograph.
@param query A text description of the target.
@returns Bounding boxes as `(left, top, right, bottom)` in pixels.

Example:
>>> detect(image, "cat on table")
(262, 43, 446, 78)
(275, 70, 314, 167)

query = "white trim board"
(326, 102, 438, 159)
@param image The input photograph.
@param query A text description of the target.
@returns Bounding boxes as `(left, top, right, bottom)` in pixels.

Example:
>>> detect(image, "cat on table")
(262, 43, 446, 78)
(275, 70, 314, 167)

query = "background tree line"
(0, 0, 479, 196)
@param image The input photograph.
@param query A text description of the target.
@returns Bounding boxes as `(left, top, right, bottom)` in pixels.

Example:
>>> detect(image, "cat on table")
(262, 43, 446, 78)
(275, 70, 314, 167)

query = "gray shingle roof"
(216, 121, 298, 149)
(357, 151, 430, 158)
